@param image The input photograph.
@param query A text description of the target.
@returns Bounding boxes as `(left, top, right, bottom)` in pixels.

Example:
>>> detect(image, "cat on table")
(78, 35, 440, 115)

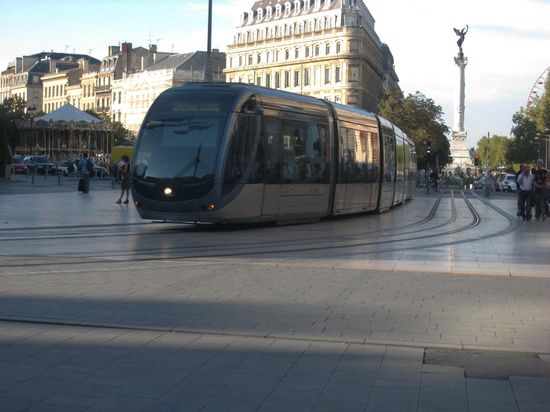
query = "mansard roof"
(145, 50, 226, 72)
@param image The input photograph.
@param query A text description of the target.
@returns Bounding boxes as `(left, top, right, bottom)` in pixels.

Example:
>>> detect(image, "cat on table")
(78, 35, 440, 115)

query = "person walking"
(517, 166, 535, 221)
(515, 164, 525, 216)
(116, 155, 131, 204)
(78, 154, 91, 194)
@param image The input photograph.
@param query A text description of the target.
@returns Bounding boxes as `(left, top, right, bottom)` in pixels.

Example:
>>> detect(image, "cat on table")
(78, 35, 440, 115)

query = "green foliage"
(509, 107, 539, 164)
(535, 76, 550, 132)
(475, 134, 509, 170)
(378, 88, 450, 169)
(0, 96, 26, 166)
(85, 109, 135, 145)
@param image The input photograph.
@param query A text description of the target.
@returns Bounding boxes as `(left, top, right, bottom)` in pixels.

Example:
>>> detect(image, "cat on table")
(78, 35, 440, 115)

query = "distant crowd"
(516, 159, 549, 221)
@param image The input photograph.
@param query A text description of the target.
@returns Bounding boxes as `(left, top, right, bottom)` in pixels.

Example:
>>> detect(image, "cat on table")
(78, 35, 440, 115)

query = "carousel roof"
(37, 104, 102, 124)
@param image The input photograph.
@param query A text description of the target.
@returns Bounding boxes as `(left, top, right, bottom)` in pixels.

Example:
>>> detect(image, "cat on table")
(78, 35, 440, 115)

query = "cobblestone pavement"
(0, 179, 549, 411)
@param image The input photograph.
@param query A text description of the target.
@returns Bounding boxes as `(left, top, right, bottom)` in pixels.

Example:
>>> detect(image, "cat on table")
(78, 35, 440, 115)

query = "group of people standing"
(77, 154, 131, 205)
(516, 159, 550, 221)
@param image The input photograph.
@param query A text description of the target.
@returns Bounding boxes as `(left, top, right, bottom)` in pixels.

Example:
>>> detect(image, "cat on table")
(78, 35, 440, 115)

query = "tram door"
(378, 119, 396, 212)
(259, 114, 331, 220)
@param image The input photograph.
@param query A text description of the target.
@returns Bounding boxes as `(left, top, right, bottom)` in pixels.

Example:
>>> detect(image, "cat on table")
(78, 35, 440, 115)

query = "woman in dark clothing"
(116, 155, 131, 204)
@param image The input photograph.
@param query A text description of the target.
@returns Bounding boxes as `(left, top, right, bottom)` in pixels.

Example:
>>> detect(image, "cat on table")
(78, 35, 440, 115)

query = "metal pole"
(204, 0, 213, 82)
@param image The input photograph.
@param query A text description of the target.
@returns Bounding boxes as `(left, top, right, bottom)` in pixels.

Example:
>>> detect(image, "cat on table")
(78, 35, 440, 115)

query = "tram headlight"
(208, 203, 216, 210)
(163, 187, 173, 197)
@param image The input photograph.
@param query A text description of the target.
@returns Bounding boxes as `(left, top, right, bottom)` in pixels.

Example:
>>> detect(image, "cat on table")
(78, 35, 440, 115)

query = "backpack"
(87, 158, 95, 177)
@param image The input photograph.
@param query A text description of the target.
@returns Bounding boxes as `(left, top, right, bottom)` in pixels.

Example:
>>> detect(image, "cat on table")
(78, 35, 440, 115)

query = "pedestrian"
(515, 164, 525, 216)
(116, 155, 131, 204)
(517, 165, 534, 221)
(78, 153, 91, 194)
(532, 159, 549, 220)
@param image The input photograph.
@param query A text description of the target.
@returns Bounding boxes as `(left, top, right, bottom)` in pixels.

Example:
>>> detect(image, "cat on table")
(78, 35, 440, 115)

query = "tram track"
(0, 190, 513, 269)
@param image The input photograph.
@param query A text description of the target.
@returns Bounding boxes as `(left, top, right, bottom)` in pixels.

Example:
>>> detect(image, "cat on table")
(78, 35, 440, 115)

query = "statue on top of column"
(453, 25, 469, 54)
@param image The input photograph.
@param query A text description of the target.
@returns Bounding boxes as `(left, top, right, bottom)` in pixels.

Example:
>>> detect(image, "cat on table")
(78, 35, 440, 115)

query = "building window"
(325, 67, 331, 84)
(266, 73, 271, 88)
(294, 71, 300, 87)
(285, 49, 290, 60)
(248, 55, 253, 65)
(295, 48, 300, 59)
(284, 71, 290, 88)
(304, 68, 310, 86)
(336, 42, 341, 53)
(325, 43, 330, 55)
(257, 53, 262, 64)
(239, 56, 243, 66)
(257, 76, 262, 86)
(275, 72, 280, 88)
(335, 66, 341, 83)
(315, 44, 320, 56)
(305, 46, 310, 57)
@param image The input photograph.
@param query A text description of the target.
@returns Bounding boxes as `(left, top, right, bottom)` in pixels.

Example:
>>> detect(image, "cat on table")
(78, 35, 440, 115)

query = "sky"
(1, 0, 549, 149)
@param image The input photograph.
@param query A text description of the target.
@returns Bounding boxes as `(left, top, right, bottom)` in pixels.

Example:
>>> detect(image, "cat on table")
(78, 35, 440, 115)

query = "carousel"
(18, 104, 113, 162)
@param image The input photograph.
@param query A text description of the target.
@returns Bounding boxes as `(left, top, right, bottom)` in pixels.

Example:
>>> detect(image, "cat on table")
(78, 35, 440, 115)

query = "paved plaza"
(0, 175, 549, 411)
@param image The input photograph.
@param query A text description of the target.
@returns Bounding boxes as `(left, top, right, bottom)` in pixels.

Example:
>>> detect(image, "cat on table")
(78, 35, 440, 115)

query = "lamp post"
(204, 0, 213, 82)
(536, 129, 550, 168)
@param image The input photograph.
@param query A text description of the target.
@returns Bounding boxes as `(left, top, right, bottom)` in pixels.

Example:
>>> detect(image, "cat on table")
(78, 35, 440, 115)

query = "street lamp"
(536, 129, 550, 168)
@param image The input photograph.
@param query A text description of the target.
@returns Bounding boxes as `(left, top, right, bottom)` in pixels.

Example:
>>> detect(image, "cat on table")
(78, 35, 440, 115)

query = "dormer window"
(266, 6, 272, 19)
(294, 0, 301, 13)
(284, 2, 291, 16)
(257, 8, 263, 20)
(304, 0, 310, 11)
(275, 4, 282, 18)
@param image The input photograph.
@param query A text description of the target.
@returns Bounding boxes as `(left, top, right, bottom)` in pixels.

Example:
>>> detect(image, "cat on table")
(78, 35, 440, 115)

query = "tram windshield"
(133, 90, 235, 182)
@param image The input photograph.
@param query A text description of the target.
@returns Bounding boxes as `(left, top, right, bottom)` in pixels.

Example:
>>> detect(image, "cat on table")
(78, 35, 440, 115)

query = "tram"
(131, 83, 416, 224)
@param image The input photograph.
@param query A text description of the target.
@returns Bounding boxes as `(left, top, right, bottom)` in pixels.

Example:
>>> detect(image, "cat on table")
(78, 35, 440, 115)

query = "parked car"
(472, 175, 487, 190)
(10, 155, 28, 174)
(56, 159, 77, 176)
(23, 155, 57, 175)
(497, 174, 517, 192)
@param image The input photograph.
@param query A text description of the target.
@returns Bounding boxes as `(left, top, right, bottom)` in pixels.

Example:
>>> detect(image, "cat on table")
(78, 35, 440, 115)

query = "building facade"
(112, 50, 226, 133)
(0, 52, 99, 112)
(224, 0, 392, 112)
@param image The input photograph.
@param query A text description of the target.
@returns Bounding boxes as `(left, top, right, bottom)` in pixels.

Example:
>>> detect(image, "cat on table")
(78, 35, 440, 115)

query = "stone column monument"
(449, 25, 472, 171)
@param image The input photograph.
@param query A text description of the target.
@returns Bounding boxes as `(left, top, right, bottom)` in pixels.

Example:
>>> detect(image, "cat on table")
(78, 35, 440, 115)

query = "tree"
(0, 96, 26, 173)
(475, 134, 510, 171)
(85, 110, 135, 146)
(509, 107, 539, 164)
(534, 76, 550, 133)
(378, 89, 450, 169)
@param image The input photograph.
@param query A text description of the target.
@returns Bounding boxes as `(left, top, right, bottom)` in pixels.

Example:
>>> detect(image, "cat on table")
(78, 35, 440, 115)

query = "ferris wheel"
(527, 66, 549, 107)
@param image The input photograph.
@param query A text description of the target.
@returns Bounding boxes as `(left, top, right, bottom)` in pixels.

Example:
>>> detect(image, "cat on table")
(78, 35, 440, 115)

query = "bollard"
(112, 176, 115, 189)
(31, 172, 35, 184)
(58, 171, 61, 185)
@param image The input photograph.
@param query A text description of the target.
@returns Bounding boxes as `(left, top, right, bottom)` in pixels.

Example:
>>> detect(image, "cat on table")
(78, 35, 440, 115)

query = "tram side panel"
(393, 128, 406, 206)
(377, 117, 396, 212)
(330, 105, 380, 215)
(255, 98, 332, 223)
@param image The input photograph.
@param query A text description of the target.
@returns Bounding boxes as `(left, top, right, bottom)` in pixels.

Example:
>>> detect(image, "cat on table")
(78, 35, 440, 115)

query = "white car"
(497, 174, 517, 192)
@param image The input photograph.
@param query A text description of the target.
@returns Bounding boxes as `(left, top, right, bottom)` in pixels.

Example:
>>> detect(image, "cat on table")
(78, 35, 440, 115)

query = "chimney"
(121, 42, 133, 53)
(15, 57, 22, 73)
(22, 56, 36, 71)
(141, 56, 144, 71)
(79, 58, 89, 73)
(49, 59, 57, 73)
(149, 44, 157, 53)
(108, 45, 120, 56)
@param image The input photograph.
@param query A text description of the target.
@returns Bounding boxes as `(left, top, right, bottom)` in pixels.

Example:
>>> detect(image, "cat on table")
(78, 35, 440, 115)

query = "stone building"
(112, 50, 226, 133)
(224, 0, 394, 112)
(95, 43, 172, 117)
(0, 52, 99, 112)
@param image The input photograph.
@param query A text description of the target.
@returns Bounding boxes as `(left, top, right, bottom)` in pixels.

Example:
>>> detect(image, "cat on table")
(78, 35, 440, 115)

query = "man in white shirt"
(517, 167, 535, 221)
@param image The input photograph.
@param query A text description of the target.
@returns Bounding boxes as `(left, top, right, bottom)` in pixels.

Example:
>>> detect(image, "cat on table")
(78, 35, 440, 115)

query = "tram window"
(339, 126, 378, 183)
(256, 116, 328, 184)
(223, 113, 257, 194)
